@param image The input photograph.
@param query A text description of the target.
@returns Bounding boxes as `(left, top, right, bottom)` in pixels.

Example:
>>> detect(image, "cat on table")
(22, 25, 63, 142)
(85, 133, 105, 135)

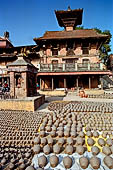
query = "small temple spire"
(67, 6, 71, 11)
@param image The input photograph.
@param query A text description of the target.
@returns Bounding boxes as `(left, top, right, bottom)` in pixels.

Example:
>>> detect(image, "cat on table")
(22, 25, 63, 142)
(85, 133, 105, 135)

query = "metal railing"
(37, 63, 105, 72)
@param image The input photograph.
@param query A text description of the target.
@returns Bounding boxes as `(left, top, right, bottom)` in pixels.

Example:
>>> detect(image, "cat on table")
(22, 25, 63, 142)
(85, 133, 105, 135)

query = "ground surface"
(0, 91, 113, 170)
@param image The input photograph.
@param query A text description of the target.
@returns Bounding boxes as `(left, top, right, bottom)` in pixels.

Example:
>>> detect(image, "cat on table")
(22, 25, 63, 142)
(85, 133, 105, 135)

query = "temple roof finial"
(68, 6, 71, 11)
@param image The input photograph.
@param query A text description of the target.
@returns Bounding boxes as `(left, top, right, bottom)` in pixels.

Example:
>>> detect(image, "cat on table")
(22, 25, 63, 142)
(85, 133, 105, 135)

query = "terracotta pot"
(79, 157, 89, 169)
(63, 156, 72, 169)
(104, 156, 113, 169)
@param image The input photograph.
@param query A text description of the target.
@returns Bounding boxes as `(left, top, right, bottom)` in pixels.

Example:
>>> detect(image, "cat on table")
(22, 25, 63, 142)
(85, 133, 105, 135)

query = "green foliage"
(94, 28, 112, 65)
(75, 26, 84, 30)
(75, 26, 112, 65)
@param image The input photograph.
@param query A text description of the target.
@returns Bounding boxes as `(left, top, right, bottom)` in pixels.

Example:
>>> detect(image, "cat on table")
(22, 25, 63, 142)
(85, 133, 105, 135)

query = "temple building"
(0, 7, 112, 90)
(34, 7, 111, 90)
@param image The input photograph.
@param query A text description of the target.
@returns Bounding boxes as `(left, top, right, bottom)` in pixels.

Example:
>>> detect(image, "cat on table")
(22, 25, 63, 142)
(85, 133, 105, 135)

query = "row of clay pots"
(33, 155, 113, 169)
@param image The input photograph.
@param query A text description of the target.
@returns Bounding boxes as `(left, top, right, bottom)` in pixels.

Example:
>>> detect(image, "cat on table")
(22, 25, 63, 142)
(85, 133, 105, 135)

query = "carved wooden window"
(82, 42, 89, 54)
(52, 48, 58, 56)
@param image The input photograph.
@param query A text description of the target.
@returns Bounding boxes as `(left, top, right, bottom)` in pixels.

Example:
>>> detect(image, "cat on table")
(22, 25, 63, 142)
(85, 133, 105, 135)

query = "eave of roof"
(34, 29, 108, 42)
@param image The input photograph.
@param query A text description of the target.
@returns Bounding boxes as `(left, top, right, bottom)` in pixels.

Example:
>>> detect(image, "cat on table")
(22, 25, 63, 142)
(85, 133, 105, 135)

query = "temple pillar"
(76, 77, 79, 88)
(52, 77, 54, 90)
(89, 76, 91, 89)
(64, 78, 67, 88)
(10, 72, 15, 97)
(40, 78, 42, 90)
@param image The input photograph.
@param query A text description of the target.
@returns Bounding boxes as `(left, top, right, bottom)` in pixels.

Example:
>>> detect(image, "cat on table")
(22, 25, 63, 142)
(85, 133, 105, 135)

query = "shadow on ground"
(37, 96, 64, 111)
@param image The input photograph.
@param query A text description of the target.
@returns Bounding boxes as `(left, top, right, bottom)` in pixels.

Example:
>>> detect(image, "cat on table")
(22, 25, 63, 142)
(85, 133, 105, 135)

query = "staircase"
(102, 75, 113, 89)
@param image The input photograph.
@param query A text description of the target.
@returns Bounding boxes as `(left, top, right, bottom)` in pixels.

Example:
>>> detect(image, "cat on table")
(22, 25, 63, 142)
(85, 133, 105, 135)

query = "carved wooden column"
(64, 78, 67, 88)
(89, 76, 91, 89)
(52, 77, 54, 90)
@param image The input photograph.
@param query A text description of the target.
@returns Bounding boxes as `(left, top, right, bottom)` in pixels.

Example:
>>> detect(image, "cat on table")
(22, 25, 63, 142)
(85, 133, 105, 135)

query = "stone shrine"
(8, 54, 37, 98)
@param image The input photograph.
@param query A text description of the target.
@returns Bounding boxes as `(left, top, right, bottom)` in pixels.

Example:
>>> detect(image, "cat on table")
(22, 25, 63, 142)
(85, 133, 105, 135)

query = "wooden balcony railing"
(37, 63, 106, 72)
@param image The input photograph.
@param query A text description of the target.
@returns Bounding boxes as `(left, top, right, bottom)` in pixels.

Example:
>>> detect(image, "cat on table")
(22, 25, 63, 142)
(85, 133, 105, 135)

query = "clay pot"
(63, 156, 72, 169)
(34, 137, 40, 144)
(50, 155, 59, 168)
(87, 138, 95, 146)
(98, 138, 105, 147)
(1, 157, 6, 165)
(93, 131, 99, 138)
(104, 156, 113, 169)
(71, 131, 77, 138)
(9, 163, 15, 170)
(19, 163, 26, 170)
(43, 144, 51, 155)
(106, 138, 113, 147)
(39, 131, 45, 138)
(79, 131, 85, 138)
(76, 145, 85, 155)
(48, 138, 53, 146)
(19, 158, 24, 164)
(65, 145, 73, 155)
(111, 145, 113, 154)
(64, 131, 70, 137)
(67, 137, 73, 145)
(85, 126, 91, 131)
(53, 144, 60, 154)
(58, 138, 65, 146)
(79, 157, 89, 169)
(90, 156, 100, 169)
(58, 131, 63, 137)
(46, 126, 51, 132)
(86, 131, 92, 137)
(38, 155, 47, 168)
(91, 146, 100, 155)
(25, 166, 35, 170)
(76, 137, 84, 145)
(33, 145, 40, 154)
(41, 138, 47, 146)
(102, 146, 112, 156)
(50, 131, 56, 137)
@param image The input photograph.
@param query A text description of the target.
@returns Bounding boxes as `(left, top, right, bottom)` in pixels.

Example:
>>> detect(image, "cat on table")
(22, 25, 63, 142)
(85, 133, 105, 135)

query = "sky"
(0, 0, 113, 53)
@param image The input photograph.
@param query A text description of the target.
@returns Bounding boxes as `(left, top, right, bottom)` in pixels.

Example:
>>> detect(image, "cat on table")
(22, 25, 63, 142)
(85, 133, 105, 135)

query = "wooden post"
(40, 78, 42, 90)
(75, 62, 78, 71)
(76, 77, 78, 88)
(7, 77, 10, 87)
(52, 77, 54, 90)
(89, 76, 91, 89)
(64, 78, 66, 88)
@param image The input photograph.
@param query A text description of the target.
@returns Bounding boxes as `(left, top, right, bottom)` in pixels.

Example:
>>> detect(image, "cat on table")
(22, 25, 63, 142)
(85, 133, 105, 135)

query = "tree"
(94, 28, 112, 66)
(75, 27, 112, 66)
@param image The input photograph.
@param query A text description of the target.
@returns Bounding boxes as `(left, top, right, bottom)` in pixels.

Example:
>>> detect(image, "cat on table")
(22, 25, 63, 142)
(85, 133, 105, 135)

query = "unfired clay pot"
(106, 138, 113, 147)
(98, 138, 105, 147)
(53, 144, 60, 154)
(91, 146, 100, 155)
(25, 166, 35, 170)
(79, 157, 89, 169)
(43, 144, 51, 155)
(63, 156, 72, 169)
(90, 156, 100, 169)
(76, 145, 85, 155)
(38, 155, 47, 168)
(50, 155, 59, 168)
(65, 145, 73, 155)
(103, 156, 113, 169)
(102, 146, 112, 156)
